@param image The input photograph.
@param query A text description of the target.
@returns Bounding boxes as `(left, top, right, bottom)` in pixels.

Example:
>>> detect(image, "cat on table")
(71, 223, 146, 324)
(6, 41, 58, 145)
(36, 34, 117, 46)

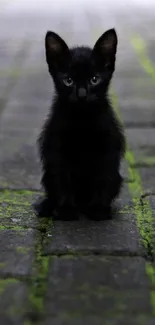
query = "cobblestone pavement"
(0, 1, 155, 324)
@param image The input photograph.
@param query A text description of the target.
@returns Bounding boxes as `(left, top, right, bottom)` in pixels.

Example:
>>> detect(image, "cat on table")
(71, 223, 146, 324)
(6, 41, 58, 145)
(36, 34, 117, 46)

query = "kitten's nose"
(78, 87, 87, 99)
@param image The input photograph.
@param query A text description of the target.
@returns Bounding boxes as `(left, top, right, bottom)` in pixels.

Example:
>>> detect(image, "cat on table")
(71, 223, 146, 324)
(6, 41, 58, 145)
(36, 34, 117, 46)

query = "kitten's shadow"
(51, 205, 119, 222)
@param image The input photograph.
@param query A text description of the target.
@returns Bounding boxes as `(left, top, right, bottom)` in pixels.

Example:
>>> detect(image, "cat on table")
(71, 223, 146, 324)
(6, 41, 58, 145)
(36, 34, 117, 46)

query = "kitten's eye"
(63, 77, 74, 87)
(90, 76, 101, 85)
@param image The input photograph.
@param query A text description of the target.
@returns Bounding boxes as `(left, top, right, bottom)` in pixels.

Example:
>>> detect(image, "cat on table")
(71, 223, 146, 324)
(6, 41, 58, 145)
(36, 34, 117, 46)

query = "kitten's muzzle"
(77, 87, 87, 100)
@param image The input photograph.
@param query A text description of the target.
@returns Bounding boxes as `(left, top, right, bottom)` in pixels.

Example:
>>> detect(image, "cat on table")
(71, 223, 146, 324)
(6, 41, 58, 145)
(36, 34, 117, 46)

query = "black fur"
(35, 28, 126, 220)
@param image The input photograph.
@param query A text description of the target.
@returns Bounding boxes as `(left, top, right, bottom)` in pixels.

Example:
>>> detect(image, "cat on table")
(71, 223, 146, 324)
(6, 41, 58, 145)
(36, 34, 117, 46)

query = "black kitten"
(35, 28, 126, 220)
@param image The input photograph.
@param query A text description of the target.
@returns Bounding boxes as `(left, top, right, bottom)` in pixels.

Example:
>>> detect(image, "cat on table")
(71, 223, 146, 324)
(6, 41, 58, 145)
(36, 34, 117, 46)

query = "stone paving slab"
(113, 73, 155, 127)
(147, 195, 155, 210)
(119, 100, 155, 127)
(113, 75, 155, 100)
(43, 256, 152, 323)
(0, 40, 33, 106)
(123, 127, 155, 192)
(0, 71, 50, 191)
(0, 279, 28, 325)
(48, 256, 149, 288)
(0, 146, 41, 190)
(126, 128, 155, 162)
(0, 229, 35, 277)
(44, 315, 155, 325)
(44, 217, 142, 256)
(9, 71, 51, 104)
(136, 167, 155, 192)
(0, 186, 150, 324)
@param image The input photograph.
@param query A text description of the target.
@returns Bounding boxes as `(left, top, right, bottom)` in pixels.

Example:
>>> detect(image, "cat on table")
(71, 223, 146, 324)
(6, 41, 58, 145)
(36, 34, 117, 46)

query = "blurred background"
(0, 0, 155, 189)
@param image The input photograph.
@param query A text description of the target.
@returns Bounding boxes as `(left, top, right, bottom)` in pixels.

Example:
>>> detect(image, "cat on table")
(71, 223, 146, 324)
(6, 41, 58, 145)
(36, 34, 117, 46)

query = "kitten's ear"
(45, 31, 69, 71)
(93, 29, 117, 60)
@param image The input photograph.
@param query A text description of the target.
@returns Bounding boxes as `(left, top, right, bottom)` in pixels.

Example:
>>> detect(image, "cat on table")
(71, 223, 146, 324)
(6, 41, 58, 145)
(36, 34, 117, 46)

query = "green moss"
(24, 321, 32, 325)
(0, 225, 24, 231)
(146, 262, 155, 315)
(0, 190, 49, 320)
(111, 89, 155, 316)
(0, 202, 31, 231)
(146, 263, 155, 286)
(140, 156, 155, 166)
(0, 189, 42, 206)
(0, 262, 6, 269)
(0, 192, 39, 230)
(27, 216, 51, 318)
(130, 156, 155, 167)
(119, 205, 132, 214)
(150, 291, 155, 316)
(29, 256, 49, 312)
(111, 90, 153, 250)
(131, 34, 155, 81)
(146, 263, 155, 314)
(16, 247, 31, 254)
(0, 279, 18, 294)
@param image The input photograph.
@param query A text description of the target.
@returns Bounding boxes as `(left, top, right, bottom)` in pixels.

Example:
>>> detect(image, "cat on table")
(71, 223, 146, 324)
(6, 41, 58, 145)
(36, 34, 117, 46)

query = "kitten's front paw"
(33, 197, 53, 218)
(56, 204, 79, 221)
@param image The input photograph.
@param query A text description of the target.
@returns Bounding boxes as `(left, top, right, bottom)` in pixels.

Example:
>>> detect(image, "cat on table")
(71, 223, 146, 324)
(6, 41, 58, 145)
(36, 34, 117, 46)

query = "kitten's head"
(45, 29, 117, 102)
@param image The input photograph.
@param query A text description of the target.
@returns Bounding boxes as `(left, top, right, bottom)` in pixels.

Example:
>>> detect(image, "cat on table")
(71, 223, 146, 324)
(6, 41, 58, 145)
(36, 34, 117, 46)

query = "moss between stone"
(0, 189, 50, 322)
(0, 189, 42, 206)
(119, 205, 132, 214)
(0, 225, 24, 231)
(127, 159, 153, 250)
(111, 90, 154, 251)
(29, 256, 49, 312)
(16, 247, 31, 254)
(0, 262, 6, 269)
(146, 262, 155, 315)
(0, 191, 40, 230)
(0, 279, 18, 294)
(24, 321, 32, 325)
(131, 34, 155, 81)
(146, 263, 155, 284)
(0, 188, 51, 322)
(130, 156, 155, 167)
(27, 216, 51, 321)
(150, 291, 155, 316)
(0, 201, 33, 230)
(111, 90, 155, 314)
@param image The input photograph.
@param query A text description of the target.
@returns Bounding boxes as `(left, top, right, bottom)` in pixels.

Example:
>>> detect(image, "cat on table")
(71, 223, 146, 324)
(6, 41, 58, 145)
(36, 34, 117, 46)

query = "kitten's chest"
(63, 125, 104, 153)
(50, 115, 108, 155)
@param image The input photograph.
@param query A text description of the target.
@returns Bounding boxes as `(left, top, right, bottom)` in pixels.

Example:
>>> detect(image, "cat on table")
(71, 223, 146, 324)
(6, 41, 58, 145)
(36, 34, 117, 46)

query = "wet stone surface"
(1, 0, 155, 324)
